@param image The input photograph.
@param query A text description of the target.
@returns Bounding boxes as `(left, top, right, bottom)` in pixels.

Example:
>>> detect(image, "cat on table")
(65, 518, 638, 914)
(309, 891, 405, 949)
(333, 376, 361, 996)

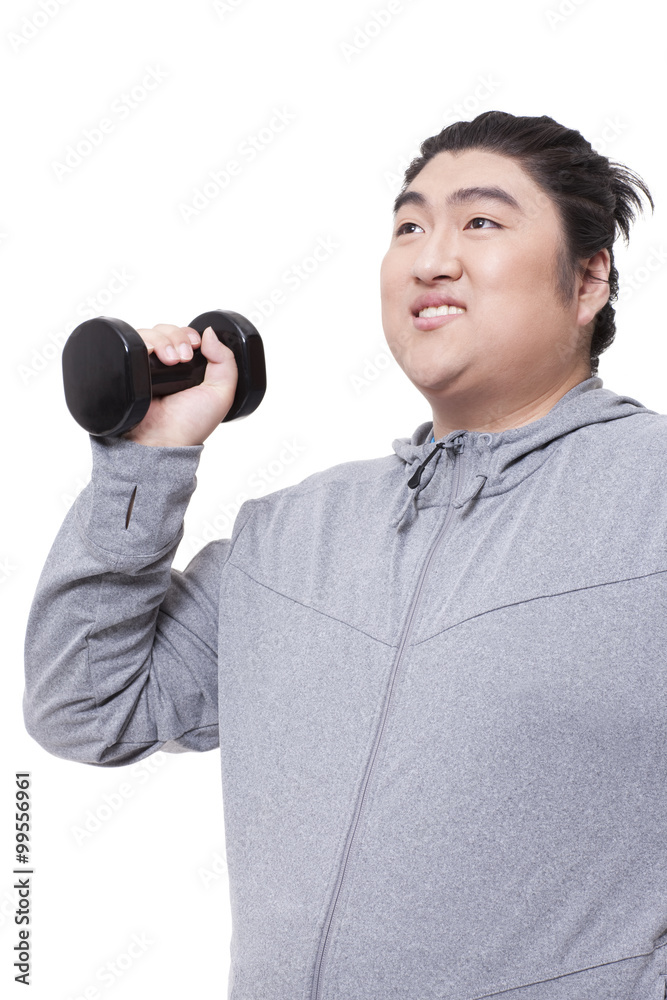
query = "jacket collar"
(390, 376, 653, 530)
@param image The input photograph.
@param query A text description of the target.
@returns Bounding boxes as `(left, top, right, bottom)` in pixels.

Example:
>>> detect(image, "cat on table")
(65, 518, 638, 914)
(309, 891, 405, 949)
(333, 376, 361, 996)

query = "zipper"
(309, 433, 467, 1000)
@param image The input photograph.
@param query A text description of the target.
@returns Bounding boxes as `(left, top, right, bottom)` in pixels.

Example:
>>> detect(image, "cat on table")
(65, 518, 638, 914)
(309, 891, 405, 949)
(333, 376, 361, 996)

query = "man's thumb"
(200, 326, 238, 387)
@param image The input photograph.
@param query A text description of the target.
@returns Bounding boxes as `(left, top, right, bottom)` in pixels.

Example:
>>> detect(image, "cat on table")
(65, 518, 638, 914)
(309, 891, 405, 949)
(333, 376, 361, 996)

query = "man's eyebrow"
(392, 185, 523, 216)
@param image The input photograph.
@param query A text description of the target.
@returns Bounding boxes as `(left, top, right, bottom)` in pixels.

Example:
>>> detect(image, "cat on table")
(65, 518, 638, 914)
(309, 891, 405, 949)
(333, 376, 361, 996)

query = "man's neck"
(430, 369, 593, 440)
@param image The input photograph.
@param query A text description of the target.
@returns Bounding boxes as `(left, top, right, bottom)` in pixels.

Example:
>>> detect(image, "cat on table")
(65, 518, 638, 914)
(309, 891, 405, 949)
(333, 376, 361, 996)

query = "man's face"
(380, 148, 588, 425)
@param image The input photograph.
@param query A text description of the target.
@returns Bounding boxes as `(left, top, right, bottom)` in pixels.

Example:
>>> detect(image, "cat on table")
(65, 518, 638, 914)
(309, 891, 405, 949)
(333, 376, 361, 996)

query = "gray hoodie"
(23, 375, 667, 999)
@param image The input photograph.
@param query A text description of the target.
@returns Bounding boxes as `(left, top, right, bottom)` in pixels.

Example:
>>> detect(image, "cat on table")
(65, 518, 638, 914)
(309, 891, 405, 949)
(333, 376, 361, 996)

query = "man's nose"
(411, 230, 463, 282)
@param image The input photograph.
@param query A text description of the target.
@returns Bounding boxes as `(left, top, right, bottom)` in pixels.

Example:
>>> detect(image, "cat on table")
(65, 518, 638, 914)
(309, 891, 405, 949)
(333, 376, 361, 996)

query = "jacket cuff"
(74, 434, 204, 561)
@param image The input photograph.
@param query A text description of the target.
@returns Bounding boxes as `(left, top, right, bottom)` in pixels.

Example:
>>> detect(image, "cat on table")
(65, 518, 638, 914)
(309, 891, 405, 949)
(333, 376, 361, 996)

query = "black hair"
(397, 111, 654, 376)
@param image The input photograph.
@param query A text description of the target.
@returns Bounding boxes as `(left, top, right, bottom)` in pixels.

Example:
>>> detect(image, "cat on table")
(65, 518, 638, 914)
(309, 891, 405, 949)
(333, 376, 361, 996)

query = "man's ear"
(577, 248, 611, 328)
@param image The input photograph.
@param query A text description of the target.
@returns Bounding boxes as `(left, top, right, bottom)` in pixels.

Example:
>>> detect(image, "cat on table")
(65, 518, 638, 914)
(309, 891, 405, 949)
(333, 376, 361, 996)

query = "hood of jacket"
(390, 376, 654, 531)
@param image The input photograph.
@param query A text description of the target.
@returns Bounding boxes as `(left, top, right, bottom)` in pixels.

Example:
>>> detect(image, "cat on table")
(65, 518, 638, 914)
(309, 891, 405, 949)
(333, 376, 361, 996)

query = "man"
(25, 111, 665, 999)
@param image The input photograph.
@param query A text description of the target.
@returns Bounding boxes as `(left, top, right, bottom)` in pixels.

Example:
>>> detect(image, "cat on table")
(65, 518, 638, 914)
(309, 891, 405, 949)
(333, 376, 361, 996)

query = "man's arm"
(23, 433, 239, 767)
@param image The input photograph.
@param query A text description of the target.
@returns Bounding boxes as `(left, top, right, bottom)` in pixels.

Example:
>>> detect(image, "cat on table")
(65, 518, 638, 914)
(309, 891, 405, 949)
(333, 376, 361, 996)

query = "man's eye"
(395, 217, 501, 236)
(394, 222, 423, 236)
(465, 217, 500, 230)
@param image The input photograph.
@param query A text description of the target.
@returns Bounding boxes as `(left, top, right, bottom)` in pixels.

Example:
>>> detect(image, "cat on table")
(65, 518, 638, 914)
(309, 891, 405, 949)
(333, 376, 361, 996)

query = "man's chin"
(406, 364, 465, 398)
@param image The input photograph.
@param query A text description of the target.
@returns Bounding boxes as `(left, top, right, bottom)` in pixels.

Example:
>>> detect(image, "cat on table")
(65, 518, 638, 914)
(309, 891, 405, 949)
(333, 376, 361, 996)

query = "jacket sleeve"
(23, 433, 242, 767)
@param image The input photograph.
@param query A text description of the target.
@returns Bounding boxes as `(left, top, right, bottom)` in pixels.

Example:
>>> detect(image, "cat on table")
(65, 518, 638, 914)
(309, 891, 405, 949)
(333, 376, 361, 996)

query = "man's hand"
(121, 324, 239, 447)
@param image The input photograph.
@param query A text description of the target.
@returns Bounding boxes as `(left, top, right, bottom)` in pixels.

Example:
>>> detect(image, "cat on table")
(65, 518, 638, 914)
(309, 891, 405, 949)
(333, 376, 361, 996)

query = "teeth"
(418, 305, 466, 317)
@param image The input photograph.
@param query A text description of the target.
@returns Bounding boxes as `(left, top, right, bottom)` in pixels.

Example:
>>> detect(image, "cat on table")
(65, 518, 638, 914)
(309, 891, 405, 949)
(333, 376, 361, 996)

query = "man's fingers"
(135, 325, 201, 364)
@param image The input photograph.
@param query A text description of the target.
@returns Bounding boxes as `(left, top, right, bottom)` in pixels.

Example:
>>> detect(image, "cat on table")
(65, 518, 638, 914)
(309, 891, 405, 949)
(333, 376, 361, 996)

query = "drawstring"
(394, 432, 492, 531)
(393, 434, 466, 531)
(452, 473, 487, 508)
(407, 442, 446, 489)
(408, 433, 467, 489)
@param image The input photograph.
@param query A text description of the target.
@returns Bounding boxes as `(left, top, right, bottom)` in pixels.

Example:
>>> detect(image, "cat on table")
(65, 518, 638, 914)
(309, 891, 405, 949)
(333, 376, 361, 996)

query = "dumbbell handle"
(151, 310, 265, 421)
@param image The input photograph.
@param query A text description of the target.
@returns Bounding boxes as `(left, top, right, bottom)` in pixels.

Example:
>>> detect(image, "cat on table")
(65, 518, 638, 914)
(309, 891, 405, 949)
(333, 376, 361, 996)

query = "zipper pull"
(452, 432, 466, 454)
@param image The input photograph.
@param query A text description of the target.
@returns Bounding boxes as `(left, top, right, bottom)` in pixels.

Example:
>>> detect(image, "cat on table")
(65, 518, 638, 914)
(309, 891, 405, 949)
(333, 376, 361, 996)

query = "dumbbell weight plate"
(187, 310, 266, 423)
(62, 317, 150, 437)
(61, 310, 266, 437)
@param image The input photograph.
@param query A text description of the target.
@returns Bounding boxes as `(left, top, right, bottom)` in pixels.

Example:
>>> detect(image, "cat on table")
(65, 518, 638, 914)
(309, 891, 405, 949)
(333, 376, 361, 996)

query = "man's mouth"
(417, 305, 466, 318)
(411, 293, 467, 318)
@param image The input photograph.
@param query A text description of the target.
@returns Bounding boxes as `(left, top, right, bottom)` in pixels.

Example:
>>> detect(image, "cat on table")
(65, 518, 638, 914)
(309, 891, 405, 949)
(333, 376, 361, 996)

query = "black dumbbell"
(61, 309, 266, 437)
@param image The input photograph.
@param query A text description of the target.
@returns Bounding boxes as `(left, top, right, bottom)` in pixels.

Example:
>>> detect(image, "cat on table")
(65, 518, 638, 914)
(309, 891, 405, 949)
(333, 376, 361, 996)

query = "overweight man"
(24, 110, 666, 1000)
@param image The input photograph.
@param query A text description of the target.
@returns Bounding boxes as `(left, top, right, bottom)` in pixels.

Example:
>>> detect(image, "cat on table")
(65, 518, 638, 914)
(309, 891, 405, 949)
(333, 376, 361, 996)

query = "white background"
(2, 0, 666, 996)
